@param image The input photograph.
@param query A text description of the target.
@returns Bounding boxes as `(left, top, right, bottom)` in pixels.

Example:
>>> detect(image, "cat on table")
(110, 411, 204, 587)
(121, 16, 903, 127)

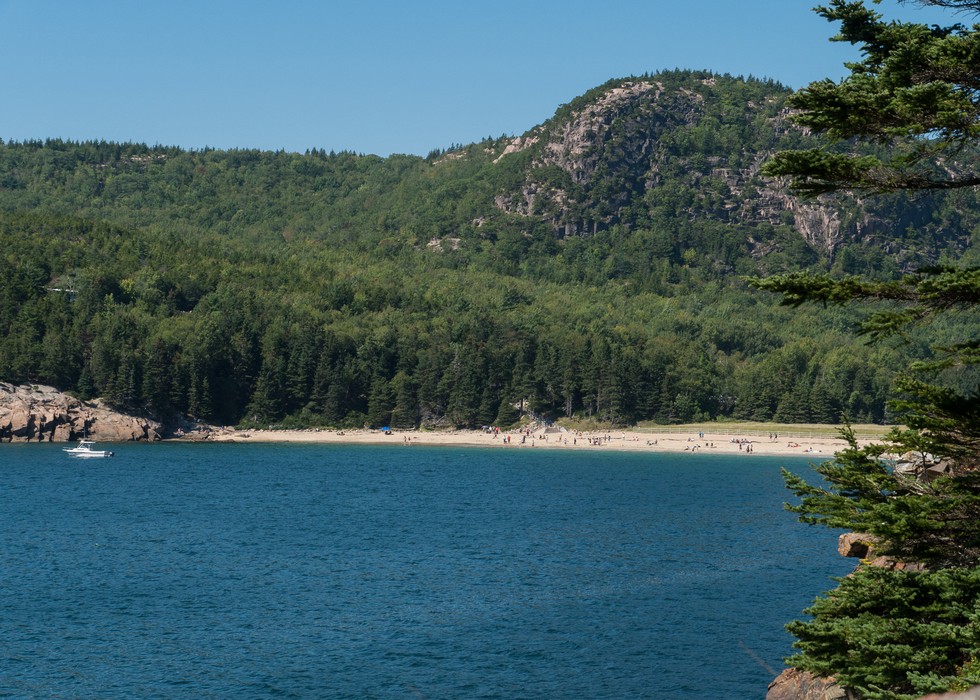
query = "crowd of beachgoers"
(198, 424, 871, 457)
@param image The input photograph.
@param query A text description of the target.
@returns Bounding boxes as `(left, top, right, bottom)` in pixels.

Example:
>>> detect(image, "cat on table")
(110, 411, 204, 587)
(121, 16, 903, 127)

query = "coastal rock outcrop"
(919, 688, 980, 699)
(0, 382, 161, 442)
(837, 532, 875, 559)
(765, 674, 980, 700)
(766, 668, 851, 700)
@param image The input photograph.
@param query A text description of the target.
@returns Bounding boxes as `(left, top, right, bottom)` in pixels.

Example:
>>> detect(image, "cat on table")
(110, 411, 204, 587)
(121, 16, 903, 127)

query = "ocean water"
(0, 443, 851, 699)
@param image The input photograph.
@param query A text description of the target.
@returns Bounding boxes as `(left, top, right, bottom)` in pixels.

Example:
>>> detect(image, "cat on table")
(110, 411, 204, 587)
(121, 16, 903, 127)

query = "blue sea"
(0, 443, 850, 699)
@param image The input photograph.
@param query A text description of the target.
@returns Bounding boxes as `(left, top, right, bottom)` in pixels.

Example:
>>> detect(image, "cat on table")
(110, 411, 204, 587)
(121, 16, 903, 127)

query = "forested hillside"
(1, 71, 975, 430)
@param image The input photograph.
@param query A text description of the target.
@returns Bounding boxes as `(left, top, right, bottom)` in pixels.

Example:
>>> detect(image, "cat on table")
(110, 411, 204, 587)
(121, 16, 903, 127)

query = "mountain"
(0, 70, 975, 430)
(483, 71, 974, 270)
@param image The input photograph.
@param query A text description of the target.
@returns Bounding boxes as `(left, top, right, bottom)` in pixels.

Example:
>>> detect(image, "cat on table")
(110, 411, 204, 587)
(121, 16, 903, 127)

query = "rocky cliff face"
(0, 383, 161, 442)
(491, 74, 965, 265)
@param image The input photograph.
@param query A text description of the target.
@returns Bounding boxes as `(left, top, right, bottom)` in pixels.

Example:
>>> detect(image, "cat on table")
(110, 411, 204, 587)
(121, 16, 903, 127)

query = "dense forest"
(1, 71, 976, 430)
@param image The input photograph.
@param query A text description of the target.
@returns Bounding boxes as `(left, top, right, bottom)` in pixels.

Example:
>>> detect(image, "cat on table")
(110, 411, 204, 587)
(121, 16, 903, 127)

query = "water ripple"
(0, 443, 849, 699)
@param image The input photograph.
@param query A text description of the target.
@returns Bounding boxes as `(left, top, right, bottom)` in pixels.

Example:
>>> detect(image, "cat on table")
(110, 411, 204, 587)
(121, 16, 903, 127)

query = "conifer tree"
(755, 2, 980, 697)
(366, 374, 395, 428)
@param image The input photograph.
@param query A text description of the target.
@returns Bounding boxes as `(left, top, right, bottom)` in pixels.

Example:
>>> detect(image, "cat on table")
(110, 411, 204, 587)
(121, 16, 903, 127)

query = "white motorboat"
(63, 439, 114, 458)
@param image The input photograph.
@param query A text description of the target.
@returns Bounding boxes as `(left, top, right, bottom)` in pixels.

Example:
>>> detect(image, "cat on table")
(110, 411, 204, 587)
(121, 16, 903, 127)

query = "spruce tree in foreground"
(755, 1, 980, 697)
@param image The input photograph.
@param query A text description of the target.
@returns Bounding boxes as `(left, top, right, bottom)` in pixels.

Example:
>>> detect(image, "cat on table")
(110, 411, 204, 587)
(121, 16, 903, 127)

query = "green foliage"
(763, 0, 980, 195)
(0, 199, 922, 429)
(784, 427, 980, 567)
(752, 267, 980, 451)
(0, 71, 968, 432)
(758, 2, 980, 697)
(788, 566, 980, 699)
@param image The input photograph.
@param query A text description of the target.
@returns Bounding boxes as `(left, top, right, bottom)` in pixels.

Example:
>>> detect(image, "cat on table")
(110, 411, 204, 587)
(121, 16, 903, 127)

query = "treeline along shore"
(1, 380, 882, 457)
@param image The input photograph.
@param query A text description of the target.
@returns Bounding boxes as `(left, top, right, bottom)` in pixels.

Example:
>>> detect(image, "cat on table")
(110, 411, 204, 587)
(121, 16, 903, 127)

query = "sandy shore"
(195, 426, 875, 458)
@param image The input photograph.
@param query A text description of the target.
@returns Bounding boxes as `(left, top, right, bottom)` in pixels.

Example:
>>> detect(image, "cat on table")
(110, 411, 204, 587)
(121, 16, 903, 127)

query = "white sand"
(194, 426, 871, 458)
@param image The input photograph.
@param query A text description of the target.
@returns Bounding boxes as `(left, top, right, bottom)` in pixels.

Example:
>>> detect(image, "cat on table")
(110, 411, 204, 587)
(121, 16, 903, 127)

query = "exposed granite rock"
(838, 532, 876, 558)
(766, 668, 851, 700)
(837, 531, 926, 572)
(0, 383, 160, 442)
(492, 79, 965, 267)
(919, 687, 980, 699)
(767, 670, 980, 699)
(863, 555, 928, 572)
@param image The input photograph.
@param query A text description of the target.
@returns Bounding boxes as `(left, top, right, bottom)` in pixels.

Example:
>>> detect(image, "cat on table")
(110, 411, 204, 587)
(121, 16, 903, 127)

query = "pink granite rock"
(767, 669, 980, 699)
(766, 668, 851, 700)
(0, 383, 160, 442)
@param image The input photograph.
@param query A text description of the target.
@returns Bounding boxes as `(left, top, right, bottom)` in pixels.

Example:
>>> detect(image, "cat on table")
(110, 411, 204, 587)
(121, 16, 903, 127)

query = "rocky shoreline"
(0, 382, 161, 442)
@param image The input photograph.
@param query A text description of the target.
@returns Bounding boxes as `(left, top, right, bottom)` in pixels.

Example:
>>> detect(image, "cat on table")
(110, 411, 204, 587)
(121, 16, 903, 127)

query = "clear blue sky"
(0, 0, 952, 157)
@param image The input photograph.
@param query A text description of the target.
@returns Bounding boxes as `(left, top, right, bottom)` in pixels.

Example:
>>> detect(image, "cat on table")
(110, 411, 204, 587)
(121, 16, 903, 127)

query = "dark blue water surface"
(0, 443, 850, 699)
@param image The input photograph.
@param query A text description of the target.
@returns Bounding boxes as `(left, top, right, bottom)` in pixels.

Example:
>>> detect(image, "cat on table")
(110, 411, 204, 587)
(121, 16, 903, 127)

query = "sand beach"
(197, 424, 880, 458)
